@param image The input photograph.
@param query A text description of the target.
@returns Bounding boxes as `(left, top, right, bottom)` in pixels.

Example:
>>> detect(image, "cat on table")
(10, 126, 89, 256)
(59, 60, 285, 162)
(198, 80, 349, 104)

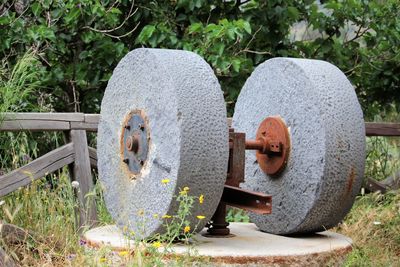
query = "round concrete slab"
(84, 223, 352, 266)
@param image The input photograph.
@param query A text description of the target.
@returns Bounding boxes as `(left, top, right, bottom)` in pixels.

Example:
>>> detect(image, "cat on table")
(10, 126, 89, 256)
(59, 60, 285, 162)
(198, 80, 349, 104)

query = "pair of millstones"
(98, 48, 365, 239)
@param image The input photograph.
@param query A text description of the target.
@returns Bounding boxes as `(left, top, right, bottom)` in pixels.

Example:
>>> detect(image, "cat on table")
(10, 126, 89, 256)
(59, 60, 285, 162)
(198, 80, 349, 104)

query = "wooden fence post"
(69, 130, 97, 229)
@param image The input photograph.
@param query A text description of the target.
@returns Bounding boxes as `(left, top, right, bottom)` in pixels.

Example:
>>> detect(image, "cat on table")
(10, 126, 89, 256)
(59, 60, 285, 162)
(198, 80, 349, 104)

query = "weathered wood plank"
(365, 171, 400, 194)
(84, 114, 100, 123)
(0, 247, 16, 267)
(365, 178, 387, 193)
(2, 112, 84, 122)
(69, 130, 97, 228)
(88, 146, 98, 168)
(0, 143, 75, 197)
(0, 120, 70, 131)
(365, 122, 400, 136)
(381, 171, 400, 191)
(70, 121, 98, 132)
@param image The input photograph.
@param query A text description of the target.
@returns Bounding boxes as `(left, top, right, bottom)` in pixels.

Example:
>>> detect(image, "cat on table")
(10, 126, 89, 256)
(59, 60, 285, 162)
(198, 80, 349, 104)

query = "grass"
(0, 50, 42, 119)
(0, 171, 208, 266)
(0, 170, 79, 266)
(338, 191, 400, 266)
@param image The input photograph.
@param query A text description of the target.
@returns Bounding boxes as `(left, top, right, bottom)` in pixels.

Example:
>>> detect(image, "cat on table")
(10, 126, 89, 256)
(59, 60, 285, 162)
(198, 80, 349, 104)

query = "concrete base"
(83, 223, 352, 266)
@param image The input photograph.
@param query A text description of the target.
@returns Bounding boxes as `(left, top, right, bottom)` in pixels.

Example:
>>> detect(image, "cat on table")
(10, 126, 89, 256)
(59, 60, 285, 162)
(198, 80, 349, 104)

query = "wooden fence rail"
(0, 113, 100, 230)
(0, 113, 399, 229)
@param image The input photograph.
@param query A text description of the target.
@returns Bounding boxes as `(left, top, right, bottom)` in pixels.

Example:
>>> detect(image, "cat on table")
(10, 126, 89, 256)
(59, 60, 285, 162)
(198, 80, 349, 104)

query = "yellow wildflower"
(161, 179, 170, 184)
(153, 213, 159, 218)
(162, 214, 172, 219)
(196, 215, 206, 220)
(180, 186, 190, 195)
(152, 241, 161, 248)
(183, 225, 191, 233)
(118, 250, 129, 257)
(199, 194, 204, 204)
(99, 257, 107, 262)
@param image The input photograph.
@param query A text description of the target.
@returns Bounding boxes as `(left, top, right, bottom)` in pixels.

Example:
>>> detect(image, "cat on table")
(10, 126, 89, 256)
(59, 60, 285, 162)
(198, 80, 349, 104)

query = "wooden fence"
(0, 113, 99, 229)
(0, 113, 399, 228)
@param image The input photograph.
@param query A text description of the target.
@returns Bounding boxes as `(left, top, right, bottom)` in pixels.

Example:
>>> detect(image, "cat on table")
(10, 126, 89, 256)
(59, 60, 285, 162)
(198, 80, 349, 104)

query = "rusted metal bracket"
(226, 130, 245, 187)
(205, 184, 272, 237)
(222, 185, 272, 215)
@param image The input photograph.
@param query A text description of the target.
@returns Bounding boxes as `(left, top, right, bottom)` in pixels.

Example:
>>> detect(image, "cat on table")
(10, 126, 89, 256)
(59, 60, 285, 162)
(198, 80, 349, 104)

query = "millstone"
(232, 58, 365, 234)
(98, 48, 229, 239)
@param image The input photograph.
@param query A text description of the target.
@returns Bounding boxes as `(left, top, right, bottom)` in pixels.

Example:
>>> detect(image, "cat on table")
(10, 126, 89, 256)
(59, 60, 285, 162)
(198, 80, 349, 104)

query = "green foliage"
(1, 0, 398, 114)
(292, 0, 400, 112)
(1, 0, 132, 112)
(0, 51, 43, 118)
(226, 207, 249, 222)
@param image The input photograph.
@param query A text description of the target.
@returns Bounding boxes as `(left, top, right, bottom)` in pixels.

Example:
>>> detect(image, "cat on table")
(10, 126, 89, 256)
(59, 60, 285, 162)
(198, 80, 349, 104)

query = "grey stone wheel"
(232, 58, 365, 235)
(98, 48, 229, 239)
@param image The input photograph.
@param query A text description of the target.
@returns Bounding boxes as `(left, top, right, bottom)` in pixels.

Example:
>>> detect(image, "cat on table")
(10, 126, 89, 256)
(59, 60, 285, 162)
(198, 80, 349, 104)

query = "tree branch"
(83, 1, 138, 34)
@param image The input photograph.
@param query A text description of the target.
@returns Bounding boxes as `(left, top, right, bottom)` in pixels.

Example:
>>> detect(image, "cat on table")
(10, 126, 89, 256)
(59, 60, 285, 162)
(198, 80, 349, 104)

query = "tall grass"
(0, 50, 42, 120)
(338, 192, 400, 266)
(337, 106, 400, 266)
(365, 103, 400, 181)
(0, 50, 48, 171)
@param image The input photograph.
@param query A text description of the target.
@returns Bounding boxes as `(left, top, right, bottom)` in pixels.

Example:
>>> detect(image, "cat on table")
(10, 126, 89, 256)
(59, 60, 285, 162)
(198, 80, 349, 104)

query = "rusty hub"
(250, 116, 290, 176)
(120, 110, 149, 176)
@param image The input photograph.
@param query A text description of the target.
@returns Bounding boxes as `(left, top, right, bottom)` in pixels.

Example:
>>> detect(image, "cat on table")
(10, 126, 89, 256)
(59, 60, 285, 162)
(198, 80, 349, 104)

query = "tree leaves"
(0, 0, 398, 115)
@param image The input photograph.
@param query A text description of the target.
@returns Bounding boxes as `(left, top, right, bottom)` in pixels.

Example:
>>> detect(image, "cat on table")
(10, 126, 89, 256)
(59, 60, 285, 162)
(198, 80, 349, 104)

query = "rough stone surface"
(84, 223, 352, 266)
(98, 48, 229, 239)
(232, 58, 365, 234)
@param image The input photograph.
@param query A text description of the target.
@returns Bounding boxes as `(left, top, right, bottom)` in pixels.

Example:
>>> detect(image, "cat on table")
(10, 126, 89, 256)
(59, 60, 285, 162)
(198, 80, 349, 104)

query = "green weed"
(338, 192, 400, 266)
(0, 50, 43, 119)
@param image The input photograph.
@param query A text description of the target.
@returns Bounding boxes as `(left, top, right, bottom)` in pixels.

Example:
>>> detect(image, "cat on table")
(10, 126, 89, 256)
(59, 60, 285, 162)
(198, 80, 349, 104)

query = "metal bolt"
(123, 158, 129, 164)
(126, 135, 139, 153)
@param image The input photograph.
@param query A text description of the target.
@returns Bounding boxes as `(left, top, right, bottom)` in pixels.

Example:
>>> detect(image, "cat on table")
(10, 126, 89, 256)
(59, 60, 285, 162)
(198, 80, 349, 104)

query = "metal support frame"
(205, 128, 273, 237)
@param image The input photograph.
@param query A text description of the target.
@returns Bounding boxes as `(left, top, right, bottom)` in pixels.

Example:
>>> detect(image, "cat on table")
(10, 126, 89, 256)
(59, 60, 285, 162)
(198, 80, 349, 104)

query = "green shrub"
(0, 0, 399, 115)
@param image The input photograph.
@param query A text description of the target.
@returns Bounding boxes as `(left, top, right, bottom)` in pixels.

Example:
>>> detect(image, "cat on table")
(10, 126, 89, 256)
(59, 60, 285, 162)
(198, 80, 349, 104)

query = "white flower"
(71, 181, 80, 188)
(0, 200, 5, 206)
(373, 221, 381, 225)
